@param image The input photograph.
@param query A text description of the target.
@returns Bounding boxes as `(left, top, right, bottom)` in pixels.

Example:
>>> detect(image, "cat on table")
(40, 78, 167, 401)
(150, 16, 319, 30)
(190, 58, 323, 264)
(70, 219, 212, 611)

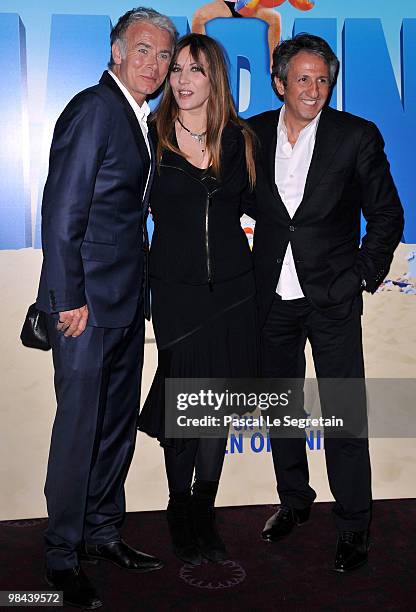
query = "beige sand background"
(0, 243, 415, 520)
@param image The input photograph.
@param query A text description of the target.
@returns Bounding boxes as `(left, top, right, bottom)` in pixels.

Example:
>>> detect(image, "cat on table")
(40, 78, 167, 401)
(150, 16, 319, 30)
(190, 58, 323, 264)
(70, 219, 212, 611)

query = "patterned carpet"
(1, 500, 415, 611)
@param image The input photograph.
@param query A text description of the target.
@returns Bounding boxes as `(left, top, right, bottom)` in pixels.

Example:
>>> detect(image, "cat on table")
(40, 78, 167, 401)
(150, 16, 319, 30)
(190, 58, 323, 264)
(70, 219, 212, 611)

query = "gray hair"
(271, 33, 339, 99)
(108, 7, 178, 67)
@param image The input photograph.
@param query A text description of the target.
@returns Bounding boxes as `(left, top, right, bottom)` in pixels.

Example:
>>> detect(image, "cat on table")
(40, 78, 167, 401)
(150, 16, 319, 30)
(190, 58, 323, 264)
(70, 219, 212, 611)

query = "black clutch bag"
(20, 303, 51, 351)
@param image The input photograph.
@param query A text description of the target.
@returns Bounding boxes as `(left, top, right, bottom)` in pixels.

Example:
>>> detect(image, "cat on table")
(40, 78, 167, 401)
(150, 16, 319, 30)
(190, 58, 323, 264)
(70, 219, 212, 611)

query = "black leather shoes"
(45, 566, 102, 609)
(82, 540, 163, 572)
(334, 530, 369, 572)
(262, 505, 311, 542)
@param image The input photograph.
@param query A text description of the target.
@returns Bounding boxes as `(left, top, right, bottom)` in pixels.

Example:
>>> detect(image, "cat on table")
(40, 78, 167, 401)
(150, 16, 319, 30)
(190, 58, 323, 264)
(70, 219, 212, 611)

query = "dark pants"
(164, 438, 228, 494)
(261, 295, 372, 531)
(44, 302, 144, 569)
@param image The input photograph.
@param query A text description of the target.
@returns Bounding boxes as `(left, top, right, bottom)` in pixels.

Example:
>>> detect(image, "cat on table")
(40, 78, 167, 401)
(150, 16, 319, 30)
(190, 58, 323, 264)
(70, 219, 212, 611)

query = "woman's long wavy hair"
(154, 33, 256, 187)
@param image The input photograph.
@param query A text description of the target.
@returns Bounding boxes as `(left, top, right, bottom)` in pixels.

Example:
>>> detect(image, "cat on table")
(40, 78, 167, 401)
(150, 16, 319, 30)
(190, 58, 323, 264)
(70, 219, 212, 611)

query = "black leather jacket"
(149, 122, 253, 287)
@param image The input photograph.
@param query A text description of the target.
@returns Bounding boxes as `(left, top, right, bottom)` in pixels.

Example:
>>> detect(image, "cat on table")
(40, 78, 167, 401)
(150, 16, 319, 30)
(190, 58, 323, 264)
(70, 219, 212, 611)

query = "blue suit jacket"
(37, 71, 153, 327)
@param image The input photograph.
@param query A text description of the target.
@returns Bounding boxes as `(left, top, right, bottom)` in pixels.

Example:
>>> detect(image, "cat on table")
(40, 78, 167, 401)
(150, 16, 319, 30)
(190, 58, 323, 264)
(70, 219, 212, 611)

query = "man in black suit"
(36, 8, 176, 608)
(249, 34, 404, 572)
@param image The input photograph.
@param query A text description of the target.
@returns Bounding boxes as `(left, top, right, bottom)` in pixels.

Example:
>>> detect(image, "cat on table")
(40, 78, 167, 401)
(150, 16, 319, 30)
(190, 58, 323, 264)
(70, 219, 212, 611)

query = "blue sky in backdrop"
(2, 0, 416, 122)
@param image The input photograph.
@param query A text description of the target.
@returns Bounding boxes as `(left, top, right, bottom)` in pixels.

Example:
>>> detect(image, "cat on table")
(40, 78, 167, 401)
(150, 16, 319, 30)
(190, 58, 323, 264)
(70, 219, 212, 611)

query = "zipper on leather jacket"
(160, 162, 220, 289)
(206, 194, 212, 291)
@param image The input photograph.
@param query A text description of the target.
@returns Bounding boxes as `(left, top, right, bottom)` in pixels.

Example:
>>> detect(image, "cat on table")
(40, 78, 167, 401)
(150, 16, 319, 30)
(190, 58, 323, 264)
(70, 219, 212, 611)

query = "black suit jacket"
(248, 106, 404, 326)
(37, 71, 153, 326)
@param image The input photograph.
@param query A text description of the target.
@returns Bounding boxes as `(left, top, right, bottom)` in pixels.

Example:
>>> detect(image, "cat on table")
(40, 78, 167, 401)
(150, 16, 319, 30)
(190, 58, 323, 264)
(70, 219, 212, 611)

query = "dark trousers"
(261, 295, 372, 531)
(164, 438, 228, 495)
(44, 302, 144, 569)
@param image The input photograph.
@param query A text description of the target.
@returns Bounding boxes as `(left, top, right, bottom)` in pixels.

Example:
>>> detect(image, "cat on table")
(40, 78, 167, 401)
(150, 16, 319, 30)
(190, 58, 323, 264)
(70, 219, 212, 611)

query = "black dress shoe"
(45, 566, 102, 610)
(82, 540, 163, 572)
(262, 505, 311, 542)
(334, 530, 369, 572)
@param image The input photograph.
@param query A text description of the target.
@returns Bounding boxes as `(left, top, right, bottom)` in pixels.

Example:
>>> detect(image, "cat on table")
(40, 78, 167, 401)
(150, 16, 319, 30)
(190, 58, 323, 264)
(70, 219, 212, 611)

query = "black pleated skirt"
(138, 271, 259, 449)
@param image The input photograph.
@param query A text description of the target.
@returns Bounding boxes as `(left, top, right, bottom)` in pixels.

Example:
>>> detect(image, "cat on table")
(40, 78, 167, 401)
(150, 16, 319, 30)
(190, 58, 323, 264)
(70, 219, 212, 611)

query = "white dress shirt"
(275, 105, 321, 299)
(108, 70, 151, 198)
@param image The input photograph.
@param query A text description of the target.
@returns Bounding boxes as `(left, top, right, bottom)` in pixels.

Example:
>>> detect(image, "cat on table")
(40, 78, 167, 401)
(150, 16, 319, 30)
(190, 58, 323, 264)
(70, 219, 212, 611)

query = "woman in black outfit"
(139, 33, 258, 565)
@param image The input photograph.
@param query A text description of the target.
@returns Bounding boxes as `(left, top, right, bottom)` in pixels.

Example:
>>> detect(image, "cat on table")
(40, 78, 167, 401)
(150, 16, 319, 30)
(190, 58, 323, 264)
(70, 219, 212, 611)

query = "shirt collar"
(107, 69, 150, 123)
(278, 104, 322, 140)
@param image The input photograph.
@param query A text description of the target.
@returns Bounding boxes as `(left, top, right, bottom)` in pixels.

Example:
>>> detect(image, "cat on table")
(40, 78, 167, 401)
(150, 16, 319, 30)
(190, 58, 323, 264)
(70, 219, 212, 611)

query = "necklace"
(177, 117, 207, 153)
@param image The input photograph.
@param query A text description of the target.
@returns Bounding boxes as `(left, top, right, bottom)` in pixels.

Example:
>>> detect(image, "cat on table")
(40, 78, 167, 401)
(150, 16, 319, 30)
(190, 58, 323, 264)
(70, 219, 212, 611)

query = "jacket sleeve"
(240, 179, 257, 219)
(354, 121, 404, 293)
(239, 123, 259, 220)
(40, 92, 110, 312)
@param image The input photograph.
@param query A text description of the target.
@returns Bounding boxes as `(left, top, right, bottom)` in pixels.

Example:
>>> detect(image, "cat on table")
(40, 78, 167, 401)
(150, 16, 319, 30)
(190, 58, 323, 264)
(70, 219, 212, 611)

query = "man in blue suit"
(36, 8, 177, 609)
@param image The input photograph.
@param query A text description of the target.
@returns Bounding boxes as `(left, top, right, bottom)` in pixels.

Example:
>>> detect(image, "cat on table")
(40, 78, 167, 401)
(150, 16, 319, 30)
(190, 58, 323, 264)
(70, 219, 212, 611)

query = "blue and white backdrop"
(0, 0, 415, 519)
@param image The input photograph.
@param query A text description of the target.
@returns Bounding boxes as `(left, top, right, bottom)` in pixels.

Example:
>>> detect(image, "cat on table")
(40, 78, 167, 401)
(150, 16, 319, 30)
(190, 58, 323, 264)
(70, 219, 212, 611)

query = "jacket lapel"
(262, 108, 290, 219)
(143, 136, 155, 212)
(294, 107, 344, 220)
(99, 71, 150, 169)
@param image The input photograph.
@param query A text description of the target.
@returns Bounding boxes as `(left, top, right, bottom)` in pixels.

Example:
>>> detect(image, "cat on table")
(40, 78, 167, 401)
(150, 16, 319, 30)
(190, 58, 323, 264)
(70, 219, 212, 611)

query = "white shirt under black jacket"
(275, 105, 322, 300)
(108, 70, 151, 199)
